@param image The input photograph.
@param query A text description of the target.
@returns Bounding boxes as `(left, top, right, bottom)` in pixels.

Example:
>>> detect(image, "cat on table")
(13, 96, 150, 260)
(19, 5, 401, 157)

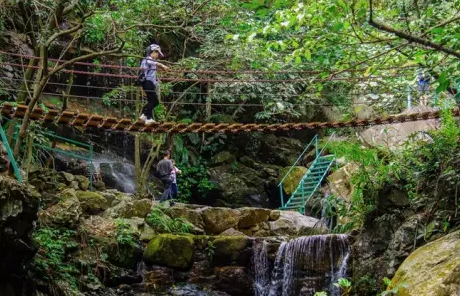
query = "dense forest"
(1, 0, 460, 296)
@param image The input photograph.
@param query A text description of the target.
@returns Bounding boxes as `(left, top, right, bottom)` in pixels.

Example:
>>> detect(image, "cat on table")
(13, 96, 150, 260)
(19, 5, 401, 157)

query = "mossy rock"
(200, 207, 240, 235)
(391, 230, 460, 296)
(76, 191, 107, 212)
(131, 199, 152, 218)
(107, 240, 143, 269)
(39, 197, 82, 228)
(164, 206, 205, 232)
(212, 236, 252, 265)
(277, 166, 308, 195)
(74, 175, 90, 190)
(238, 207, 271, 229)
(144, 234, 195, 270)
(211, 151, 236, 166)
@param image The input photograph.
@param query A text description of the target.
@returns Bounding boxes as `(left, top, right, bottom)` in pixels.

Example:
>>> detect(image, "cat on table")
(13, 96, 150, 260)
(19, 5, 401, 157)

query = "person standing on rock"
(155, 150, 175, 205)
(171, 159, 182, 200)
(138, 44, 169, 125)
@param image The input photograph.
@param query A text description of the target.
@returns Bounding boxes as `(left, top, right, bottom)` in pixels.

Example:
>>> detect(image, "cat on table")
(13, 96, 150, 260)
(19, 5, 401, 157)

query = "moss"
(391, 230, 460, 296)
(277, 166, 308, 195)
(212, 236, 251, 265)
(76, 191, 107, 211)
(144, 234, 195, 270)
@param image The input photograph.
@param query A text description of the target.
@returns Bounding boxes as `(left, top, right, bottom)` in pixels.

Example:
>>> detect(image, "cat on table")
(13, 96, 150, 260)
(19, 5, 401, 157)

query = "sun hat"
(145, 44, 164, 57)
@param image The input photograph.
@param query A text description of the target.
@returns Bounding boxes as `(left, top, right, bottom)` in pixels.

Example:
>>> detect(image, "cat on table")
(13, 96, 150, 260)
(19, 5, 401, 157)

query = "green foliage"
(333, 278, 352, 296)
(380, 277, 408, 296)
(177, 160, 215, 202)
(146, 205, 194, 234)
(32, 227, 79, 290)
(314, 292, 328, 296)
(328, 141, 399, 227)
(205, 240, 216, 262)
(400, 108, 460, 200)
(115, 219, 138, 246)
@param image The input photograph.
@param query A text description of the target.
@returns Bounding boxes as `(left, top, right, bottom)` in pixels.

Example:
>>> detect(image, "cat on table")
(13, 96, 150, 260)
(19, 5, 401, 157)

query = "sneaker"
(139, 114, 147, 121)
(145, 119, 156, 125)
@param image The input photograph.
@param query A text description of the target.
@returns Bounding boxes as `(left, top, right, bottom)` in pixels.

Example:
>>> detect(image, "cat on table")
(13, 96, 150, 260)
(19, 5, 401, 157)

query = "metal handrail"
(0, 120, 22, 182)
(4, 116, 94, 190)
(278, 135, 318, 186)
(317, 132, 336, 157)
(278, 135, 318, 207)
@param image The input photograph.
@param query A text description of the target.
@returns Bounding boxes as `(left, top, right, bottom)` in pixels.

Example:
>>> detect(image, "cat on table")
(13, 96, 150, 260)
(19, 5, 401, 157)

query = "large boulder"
(208, 163, 274, 207)
(238, 207, 271, 229)
(258, 134, 307, 167)
(268, 211, 323, 236)
(391, 230, 460, 296)
(131, 199, 152, 218)
(144, 234, 195, 270)
(164, 206, 205, 233)
(76, 191, 107, 212)
(327, 163, 359, 202)
(277, 166, 308, 195)
(212, 236, 252, 265)
(211, 151, 236, 166)
(359, 106, 439, 149)
(39, 196, 82, 228)
(200, 207, 240, 235)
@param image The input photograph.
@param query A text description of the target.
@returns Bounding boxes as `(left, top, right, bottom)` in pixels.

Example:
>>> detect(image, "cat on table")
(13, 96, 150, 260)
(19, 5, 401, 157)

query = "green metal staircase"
(279, 134, 335, 214)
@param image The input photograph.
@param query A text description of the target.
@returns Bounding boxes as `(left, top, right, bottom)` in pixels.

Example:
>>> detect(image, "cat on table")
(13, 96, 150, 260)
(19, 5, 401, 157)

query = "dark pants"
(159, 175, 173, 202)
(171, 183, 178, 198)
(142, 80, 159, 119)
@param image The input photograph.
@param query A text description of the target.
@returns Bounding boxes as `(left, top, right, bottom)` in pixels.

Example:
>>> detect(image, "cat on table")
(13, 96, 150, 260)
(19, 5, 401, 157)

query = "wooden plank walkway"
(0, 103, 452, 133)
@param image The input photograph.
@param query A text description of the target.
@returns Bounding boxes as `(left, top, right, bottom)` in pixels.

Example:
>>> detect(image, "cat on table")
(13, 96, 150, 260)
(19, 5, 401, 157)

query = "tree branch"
(49, 42, 125, 76)
(45, 24, 82, 46)
(118, 23, 184, 33)
(63, 0, 78, 15)
(368, 0, 460, 59)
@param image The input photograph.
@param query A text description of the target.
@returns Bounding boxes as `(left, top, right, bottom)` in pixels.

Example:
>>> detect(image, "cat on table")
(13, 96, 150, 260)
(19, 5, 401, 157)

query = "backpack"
(135, 59, 146, 85)
(154, 167, 161, 179)
(135, 69, 146, 86)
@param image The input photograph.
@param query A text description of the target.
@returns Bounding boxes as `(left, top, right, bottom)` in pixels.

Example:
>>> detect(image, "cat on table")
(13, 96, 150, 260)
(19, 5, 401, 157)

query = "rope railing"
(0, 50, 416, 75)
(0, 61, 405, 83)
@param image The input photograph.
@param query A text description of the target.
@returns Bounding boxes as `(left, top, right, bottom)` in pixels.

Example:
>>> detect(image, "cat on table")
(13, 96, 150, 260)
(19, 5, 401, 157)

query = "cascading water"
(253, 235, 350, 296)
(54, 149, 137, 193)
(92, 153, 136, 193)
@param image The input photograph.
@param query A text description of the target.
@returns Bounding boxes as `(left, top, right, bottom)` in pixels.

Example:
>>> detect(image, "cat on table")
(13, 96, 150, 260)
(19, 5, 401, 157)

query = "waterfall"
(253, 235, 350, 296)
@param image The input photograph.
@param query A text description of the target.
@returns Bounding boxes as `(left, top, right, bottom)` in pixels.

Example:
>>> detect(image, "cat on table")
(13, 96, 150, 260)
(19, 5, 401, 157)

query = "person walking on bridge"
(155, 150, 175, 206)
(139, 44, 169, 125)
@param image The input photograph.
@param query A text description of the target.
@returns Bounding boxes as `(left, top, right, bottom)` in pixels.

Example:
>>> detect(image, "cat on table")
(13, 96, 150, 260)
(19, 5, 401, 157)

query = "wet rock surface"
(0, 176, 39, 296)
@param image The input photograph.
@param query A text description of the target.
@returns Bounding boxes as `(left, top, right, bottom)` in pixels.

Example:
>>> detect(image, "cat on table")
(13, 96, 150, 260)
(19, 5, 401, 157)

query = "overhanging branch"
(368, 0, 460, 59)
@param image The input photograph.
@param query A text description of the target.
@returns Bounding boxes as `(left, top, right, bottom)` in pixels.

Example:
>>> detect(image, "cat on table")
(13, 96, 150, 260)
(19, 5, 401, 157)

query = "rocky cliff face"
(0, 176, 39, 296)
(21, 168, 328, 296)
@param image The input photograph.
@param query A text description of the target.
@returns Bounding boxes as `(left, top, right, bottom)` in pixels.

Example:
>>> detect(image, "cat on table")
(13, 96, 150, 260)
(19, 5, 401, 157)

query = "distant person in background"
(170, 159, 182, 200)
(138, 44, 169, 125)
(155, 150, 174, 205)
(418, 72, 430, 106)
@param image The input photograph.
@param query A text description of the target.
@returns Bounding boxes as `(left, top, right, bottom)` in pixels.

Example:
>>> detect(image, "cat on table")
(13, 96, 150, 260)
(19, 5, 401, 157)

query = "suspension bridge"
(0, 50, 452, 214)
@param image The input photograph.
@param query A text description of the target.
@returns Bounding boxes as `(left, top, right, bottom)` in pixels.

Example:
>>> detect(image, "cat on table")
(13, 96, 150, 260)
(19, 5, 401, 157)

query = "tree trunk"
(62, 72, 74, 111)
(23, 133, 34, 181)
(134, 90, 141, 188)
(13, 44, 49, 158)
